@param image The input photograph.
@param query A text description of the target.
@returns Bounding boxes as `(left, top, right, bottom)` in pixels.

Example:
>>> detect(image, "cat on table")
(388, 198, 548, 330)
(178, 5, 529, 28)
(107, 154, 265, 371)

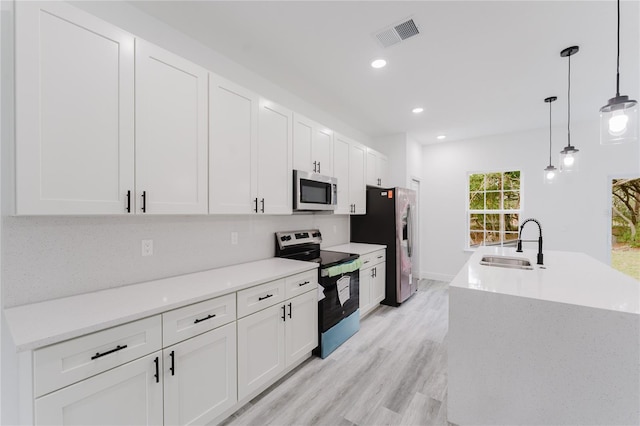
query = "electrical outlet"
(231, 232, 238, 245)
(141, 239, 153, 256)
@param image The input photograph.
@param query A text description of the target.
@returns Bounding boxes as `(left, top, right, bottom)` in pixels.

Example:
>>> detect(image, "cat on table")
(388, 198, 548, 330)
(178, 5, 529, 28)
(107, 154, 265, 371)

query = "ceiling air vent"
(374, 18, 420, 48)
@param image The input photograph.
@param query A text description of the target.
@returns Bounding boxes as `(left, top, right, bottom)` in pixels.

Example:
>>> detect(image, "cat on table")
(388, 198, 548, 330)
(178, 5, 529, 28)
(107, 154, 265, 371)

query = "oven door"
(293, 170, 337, 211)
(318, 269, 359, 332)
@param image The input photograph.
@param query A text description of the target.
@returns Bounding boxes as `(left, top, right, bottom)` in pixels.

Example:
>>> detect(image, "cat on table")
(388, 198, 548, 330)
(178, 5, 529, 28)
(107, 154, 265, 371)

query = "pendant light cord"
(616, 0, 621, 96)
(567, 53, 571, 147)
(549, 100, 552, 165)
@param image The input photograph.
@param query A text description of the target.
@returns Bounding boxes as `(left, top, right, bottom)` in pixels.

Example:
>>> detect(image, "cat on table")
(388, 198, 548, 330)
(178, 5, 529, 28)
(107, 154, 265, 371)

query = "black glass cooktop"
(319, 250, 359, 269)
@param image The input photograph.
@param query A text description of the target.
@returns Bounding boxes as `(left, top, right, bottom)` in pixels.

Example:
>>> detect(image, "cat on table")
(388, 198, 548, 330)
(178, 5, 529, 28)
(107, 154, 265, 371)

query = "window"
(468, 170, 521, 248)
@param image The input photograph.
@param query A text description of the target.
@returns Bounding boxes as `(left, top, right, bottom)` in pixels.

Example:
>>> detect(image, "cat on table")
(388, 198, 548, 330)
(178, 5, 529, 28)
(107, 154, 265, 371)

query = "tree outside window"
(468, 171, 521, 248)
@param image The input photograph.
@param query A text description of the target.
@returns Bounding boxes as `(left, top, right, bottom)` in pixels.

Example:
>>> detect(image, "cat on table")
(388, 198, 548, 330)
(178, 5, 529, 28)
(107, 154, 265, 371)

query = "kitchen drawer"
(237, 279, 285, 318)
(34, 315, 162, 398)
(162, 293, 236, 347)
(285, 270, 317, 299)
(361, 249, 386, 268)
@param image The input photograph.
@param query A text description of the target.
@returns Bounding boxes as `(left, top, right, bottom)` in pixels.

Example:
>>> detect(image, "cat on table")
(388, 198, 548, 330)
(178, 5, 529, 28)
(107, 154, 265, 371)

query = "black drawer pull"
(281, 305, 286, 321)
(141, 190, 147, 213)
(298, 281, 310, 287)
(363, 260, 370, 264)
(260, 198, 265, 213)
(258, 294, 273, 301)
(377, 255, 383, 259)
(194, 313, 216, 324)
(153, 356, 159, 383)
(169, 350, 175, 376)
(126, 190, 131, 213)
(91, 344, 127, 360)
(288, 302, 292, 319)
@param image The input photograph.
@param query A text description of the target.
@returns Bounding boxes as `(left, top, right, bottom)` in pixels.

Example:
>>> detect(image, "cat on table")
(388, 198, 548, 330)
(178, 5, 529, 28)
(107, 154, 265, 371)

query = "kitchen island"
(448, 247, 640, 425)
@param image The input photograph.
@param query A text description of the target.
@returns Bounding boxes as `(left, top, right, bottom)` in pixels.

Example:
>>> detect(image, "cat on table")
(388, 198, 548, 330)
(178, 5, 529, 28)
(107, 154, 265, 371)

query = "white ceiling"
(129, 1, 640, 144)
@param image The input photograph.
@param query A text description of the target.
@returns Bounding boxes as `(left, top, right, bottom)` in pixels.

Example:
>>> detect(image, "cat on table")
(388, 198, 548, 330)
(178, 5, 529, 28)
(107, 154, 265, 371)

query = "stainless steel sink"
(479, 255, 533, 270)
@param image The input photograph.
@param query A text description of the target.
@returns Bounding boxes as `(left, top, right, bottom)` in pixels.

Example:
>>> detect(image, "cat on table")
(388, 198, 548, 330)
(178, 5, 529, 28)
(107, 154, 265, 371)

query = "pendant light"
(544, 96, 558, 184)
(600, 0, 638, 144)
(559, 46, 580, 173)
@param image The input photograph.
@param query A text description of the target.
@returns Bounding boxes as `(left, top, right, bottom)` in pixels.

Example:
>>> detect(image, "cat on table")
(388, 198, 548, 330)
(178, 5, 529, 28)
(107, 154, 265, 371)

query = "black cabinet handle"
(91, 344, 127, 360)
(258, 294, 273, 301)
(194, 313, 216, 324)
(298, 281, 310, 287)
(377, 255, 384, 259)
(153, 356, 159, 383)
(313, 161, 317, 172)
(169, 350, 175, 376)
(260, 198, 265, 213)
(363, 260, 370, 264)
(281, 305, 286, 321)
(126, 190, 131, 213)
(141, 191, 147, 213)
(253, 198, 258, 213)
(288, 302, 292, 319)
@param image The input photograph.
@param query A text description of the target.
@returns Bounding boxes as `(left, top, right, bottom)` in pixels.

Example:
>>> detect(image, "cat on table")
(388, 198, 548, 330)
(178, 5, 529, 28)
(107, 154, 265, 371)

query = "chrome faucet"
(516, 218, 544, 265)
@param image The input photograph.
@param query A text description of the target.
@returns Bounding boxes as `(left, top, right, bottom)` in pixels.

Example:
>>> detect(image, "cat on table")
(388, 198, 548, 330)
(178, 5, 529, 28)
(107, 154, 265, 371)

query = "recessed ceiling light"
(437, 135, 446, 140)
(412, 107, 424, 114)
(371, 59, 387, 69)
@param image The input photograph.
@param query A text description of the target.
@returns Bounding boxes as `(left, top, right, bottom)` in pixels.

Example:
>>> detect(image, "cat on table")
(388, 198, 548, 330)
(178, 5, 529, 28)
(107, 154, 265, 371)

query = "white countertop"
(4, 258, 318, 351)
(451, 247, 640, 315)
(324, 242, 386, 255)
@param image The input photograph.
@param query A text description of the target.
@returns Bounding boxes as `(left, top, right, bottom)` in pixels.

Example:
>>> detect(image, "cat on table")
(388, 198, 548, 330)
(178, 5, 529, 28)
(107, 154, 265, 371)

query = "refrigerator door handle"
(407, 204, 413, 258)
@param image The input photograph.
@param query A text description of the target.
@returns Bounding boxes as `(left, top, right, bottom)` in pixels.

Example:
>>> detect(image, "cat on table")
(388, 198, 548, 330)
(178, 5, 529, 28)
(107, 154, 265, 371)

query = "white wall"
(421, 119, 640, 280)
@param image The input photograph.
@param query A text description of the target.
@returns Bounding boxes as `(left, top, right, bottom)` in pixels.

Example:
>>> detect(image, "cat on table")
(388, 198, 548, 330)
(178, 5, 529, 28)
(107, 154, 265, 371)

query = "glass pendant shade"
(544, 165, 557, 184)
(559, 145, 579, 172)
(600, 96, 638, 144)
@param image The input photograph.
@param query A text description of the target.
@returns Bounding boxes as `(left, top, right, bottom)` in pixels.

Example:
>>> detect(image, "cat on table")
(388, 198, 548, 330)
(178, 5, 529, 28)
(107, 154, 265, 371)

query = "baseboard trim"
(421, 271, 455, 282)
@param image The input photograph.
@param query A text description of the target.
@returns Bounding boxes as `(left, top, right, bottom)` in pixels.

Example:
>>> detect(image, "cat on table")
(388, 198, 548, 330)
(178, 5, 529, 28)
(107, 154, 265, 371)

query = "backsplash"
(2, 214, 349, 307)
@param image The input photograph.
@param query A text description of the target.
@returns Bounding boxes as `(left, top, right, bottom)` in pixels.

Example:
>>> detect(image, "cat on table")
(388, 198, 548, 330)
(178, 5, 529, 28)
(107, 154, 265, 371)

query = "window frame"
(466, 169, 523, 250)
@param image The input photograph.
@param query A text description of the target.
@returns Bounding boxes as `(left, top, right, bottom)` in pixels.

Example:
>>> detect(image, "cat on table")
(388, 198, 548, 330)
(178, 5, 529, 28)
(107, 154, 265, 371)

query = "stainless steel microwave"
(293, 170, 337, 211)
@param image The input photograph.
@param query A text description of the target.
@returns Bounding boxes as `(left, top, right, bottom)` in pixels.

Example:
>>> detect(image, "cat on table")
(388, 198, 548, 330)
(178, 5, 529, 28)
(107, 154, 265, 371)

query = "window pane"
(503, 232, 519, 242)
(470, 231, 484, 247)
(504, 191, 520, 210)
(469, 192, 484, 210)
(485, 232, 500, 245)
(469, 174, 485, 191)
(486, 173, 502, 190)
(486, 214, 500, 231)
(486, 191, 500, 209)
(503, 171, 521, 190)
(470, 214, 485, 231)
(505, 213, 519, 231)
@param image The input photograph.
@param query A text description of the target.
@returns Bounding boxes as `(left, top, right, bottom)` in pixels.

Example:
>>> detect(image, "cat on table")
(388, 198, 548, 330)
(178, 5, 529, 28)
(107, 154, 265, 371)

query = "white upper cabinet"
(350, 142, 367, 214)
(135, 40, 208, 215)
(209, 75, 259, 214)
(15, 2, 134, 215)
(257, 99, 293, 215)
(366, 148, 389, 188)
(293, 114, 333, 176)
(333, 134, 366, 214)
(333, 135, 350, 214)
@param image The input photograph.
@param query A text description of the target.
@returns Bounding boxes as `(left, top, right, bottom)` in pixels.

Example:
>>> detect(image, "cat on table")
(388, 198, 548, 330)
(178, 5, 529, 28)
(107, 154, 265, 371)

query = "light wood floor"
(221, 279, 451, 426)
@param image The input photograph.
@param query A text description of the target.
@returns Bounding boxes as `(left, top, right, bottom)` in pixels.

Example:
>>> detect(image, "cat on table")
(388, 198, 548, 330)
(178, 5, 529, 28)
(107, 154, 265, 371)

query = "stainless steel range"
(275, 229, 361, 358)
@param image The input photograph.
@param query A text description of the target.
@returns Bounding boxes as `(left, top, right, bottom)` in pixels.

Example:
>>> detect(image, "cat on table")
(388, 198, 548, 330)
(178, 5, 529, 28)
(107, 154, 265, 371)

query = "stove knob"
(286, 235, 292, 241)
(280, 236, 287, 242)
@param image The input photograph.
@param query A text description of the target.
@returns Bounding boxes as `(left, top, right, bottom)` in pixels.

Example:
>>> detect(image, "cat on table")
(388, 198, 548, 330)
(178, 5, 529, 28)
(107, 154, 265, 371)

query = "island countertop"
(450, 247, 639, 315)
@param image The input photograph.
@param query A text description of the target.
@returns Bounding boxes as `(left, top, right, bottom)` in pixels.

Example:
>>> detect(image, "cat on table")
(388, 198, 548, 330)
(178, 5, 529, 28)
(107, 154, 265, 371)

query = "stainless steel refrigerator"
(350, 187, 417, 306)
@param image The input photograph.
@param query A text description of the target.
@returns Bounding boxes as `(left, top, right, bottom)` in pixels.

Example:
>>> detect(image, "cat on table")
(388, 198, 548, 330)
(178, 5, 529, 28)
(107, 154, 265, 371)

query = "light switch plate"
(141, 239, 153, 256)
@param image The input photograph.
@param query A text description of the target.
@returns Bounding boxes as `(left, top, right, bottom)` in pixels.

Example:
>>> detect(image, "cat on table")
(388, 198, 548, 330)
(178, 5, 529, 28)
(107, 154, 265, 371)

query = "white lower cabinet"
(359, 250, 387, 318)
(163, 323, 237, 426)
(35, 351, 163, 425)
(237, 289, 318, 401)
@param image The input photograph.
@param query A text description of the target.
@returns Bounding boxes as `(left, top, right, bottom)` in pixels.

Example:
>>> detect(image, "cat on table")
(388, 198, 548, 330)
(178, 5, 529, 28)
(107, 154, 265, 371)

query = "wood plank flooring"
(221, 279, 451, 426)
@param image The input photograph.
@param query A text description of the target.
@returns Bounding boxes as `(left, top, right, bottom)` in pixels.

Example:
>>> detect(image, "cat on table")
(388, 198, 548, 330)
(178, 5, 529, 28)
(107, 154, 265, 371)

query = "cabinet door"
(359, 267, 372, 316)
(257, 99, 293, 214)
(313, 127, 333, 176)
(15, 2, 134, 215)
(209, 74, 258, 214)
(293, 114, 314, 173)
(349, 143, 367, 214)
(237, 304, 285, 400)
(285, 290, 318, 367)
(366, 149, 379, 187)
(378, 155, 389, 188)
(371, 263, 386, 305)
(333, 135, 350, 214)
(135, 40, 208, 214)
(164, 323, 237, 426)
(35, 352, 163, 425)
